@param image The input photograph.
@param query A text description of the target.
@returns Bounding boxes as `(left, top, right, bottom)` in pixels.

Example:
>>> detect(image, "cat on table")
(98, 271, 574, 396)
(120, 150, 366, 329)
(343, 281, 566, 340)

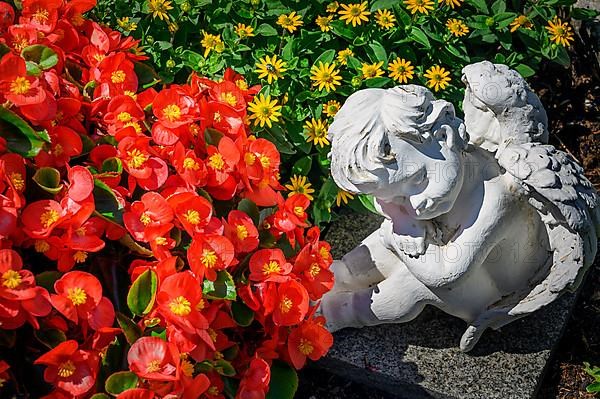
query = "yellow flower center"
(182, 157, 200, 170)
(293, 206, 304, 217)
(181, 359, 194, 377)
(196, 298, 206, 311)
(236, 224, 248, 240)
(2, 270, 22, 289)
(258, 155, 271, 168)
(263, 261, 281, 275)
(235, 79, 248, 90)
(40, 209, 60, 228)
(127, 149, 148, 169)
(139, 212, 152, 226)
(33, 7, 49, 23)
(309, 263, 321, 278)
(117, 111, 132, 123)
(10, 172, 25, 191)
(124, 121, 142, 133)
(208, 386, 219, 396)
(169, 295, 192, 316)
(244, 152, 256, 165)
(208, 153, 225, 170)
(67, 287, 87, 306)
(213, 111, 222, 122)
(163, 104, 181, 122)
(184, 209, 201, 225)
(279, 296, 293, 313)
(111, 70, 126, 84)
(220, 92, 237, 106)
(35, 240, 50, 253)
(10, 76, 30, 95)
(298, 338, 314, 355)
(57, 360, 76, 378)
(201, 249, 217, 268)
(208, 328, 217, 342)
(146, 359, 162, 373)
(155, 236, 167, 245)
(319, 246, 330, 259)
(73, 251, 88, 263)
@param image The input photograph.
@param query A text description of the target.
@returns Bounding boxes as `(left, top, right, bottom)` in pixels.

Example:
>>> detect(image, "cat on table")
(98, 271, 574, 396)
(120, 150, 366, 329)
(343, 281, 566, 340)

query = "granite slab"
(316, 210, 580, 399)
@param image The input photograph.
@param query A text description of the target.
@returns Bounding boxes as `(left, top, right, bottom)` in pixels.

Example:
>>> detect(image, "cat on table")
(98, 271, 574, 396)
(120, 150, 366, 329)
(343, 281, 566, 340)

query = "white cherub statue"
(320, 64, 599, 351)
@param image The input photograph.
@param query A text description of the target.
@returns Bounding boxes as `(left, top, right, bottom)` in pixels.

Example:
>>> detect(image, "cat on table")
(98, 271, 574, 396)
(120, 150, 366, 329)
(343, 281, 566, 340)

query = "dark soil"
(297, 25, 600, 399)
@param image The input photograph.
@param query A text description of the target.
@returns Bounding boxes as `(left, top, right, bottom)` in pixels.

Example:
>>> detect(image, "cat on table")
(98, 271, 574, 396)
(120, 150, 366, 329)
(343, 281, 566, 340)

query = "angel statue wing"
(496, 142, 600, 315)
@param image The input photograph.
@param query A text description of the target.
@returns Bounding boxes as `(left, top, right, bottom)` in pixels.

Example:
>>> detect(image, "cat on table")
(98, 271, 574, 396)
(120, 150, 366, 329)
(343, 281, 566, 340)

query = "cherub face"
(373, 130, 465, 220)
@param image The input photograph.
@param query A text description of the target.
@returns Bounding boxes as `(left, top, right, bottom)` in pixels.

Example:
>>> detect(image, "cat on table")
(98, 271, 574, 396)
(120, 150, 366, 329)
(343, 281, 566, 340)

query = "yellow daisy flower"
(423, 65, 451, 92)
(546, 17, 574, 47)
(338, 2, 371, 27)
(361, 61, 384, 79)
(403, 0, 434, 15)
(147, 0, 173, 21)
(247, 94, 282, 128)
(304, 118, 330, 147)
(117, 17, 137, 32)
(200, 32, 224, 57)
(277, 11, 303, 33)
(446, 18, 469, 37)
(323, 100, 341, 118)
(326, 1, 340, 13)
(442, 0, 461, 8)
(235, 23, 255, 39)
(285, 175, 315, 201)
(375, 9, 396, 29)
(337, 48, 354, 65)
(509, 15, 533, 32)
(310, 62, 343, 92)
(315, 15, 334, 32)
(388, 58, 414, 83)
(336, 190, 355, 207)
(255, 55, 287, 84)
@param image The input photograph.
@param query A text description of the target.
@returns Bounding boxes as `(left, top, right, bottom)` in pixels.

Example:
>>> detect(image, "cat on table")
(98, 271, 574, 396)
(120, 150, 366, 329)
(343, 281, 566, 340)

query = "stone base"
(318, 211, 580, 399)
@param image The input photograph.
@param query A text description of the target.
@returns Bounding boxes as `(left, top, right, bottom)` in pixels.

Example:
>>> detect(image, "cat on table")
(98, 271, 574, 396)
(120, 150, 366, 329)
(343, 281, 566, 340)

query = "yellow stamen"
(35, 240, 50, 253)
(236, 224, 248, 240)
(263, 260, 281, 275)
(146, 359, 162, 373)
(67, 287, 87, 306)
(309, 263, 321, 278)
(182, 157, 200, 170)
(57, 360, 76, 378)
(73, 251, 88, 263)
(10, 77, 30, 95)
(2, 270, 22, 289)
(208, 153, 225, 170)
(40, 209, 60, 228)
(162, 104, 181, 122)
(201, 249, 217, 268)
(279, 296, 293, 313)
(117, 112, 132, 123)
(139, 212, 152, 226)
(169, 295, 191, 316)
(127, 149, 148, 169)
(111, 70, 126, 84)
(10, 172, 25, 191)
(298, 338, 314, 355)
(184, 210, 201, 225)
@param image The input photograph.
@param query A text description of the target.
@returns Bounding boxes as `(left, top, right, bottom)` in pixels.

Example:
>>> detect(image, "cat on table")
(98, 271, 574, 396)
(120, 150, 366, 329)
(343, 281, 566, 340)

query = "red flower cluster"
(0, 1, 334, 398)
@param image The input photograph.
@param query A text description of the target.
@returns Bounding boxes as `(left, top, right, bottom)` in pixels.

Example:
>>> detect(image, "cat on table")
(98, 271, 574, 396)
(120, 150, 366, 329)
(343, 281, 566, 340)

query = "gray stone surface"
(317, 210, 579, 399)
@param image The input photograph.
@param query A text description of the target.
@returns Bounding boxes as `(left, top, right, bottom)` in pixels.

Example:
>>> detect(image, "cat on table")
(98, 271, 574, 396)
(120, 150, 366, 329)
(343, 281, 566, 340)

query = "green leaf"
(266, 361, 298, 399)
(231, 300, 254, 327)
(255, 23, 278, 36)
(134, 61, 160, 89)
(34, 328, 66, 349)
(330, 19, 356, 40)
(292, 156, 312, 175)
(358, 194, 380, 215)
(203, 270, 236, 300)
(33, 167, 63, 194)
(127, 269, 158, 316)
(0, 106, 45, 158)
(365, 77, 391, 88)
(105, 371, 139, 395)
(116, 312, 142, 346)
(370, 0, 397, 10)
(205, 127, 224, 146)
(35, 271, 61, 293)
(90, 394, 111, 399)
(101, 157, 123, 174)
(465, 0, 489, 13)
(314, 49, 336, 65)
(93, 178, 123, 222)
(514, 64, 536, 78)
(21, 45, 58, 71)
(366, 41, 387, 64)
(572, 7, 599, 20)
(409, 27, 431, 49)
(214, 359, 236, 376)
(587, 382, 600, 393)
